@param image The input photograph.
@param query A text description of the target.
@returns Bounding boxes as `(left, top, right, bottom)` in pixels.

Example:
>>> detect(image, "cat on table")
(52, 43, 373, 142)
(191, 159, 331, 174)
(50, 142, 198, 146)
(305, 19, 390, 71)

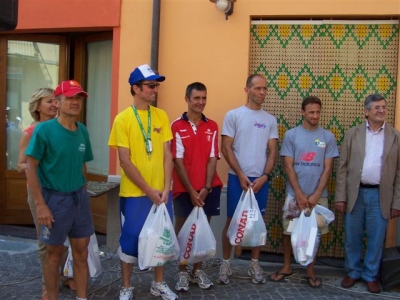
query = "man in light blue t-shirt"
(269, 96, 338, 288)
(218, 74, 278, 285)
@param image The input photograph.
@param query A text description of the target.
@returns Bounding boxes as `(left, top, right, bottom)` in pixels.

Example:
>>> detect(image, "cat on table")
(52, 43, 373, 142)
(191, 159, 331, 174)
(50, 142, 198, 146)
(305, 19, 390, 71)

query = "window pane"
(6, 41, 59, 170)
(85, 40, 112, 176)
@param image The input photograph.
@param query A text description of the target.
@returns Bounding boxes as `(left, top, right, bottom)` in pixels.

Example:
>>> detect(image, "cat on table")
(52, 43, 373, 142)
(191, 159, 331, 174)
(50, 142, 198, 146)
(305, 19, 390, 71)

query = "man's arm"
(252, 138, 278, 193)
(221, 135, 251, 190)
(308, 157, 334, 207)
(174, 158, 202, 206)
(283, 156, 308, 210)
(390, 133, 400, 219)
(118, 146, 162, 205)
(334, 131, 350, 213)
(162, 141, 173, 204)
(26, 156, 54, 228)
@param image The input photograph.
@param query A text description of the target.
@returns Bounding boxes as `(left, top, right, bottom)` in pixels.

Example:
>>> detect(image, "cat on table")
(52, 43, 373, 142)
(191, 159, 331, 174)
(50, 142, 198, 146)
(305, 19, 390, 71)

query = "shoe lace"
(250, 261, 263, 275)
(219, 261, 230, 275)
(120, 287, 133, 296)
(195, 270, 211, 284)
(176, 272, 189, 285)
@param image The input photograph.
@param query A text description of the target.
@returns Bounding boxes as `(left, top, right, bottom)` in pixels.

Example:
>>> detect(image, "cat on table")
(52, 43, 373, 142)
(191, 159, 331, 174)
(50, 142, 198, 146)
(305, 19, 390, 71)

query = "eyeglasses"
(371, 105, 387, 111)
(140, 82, 160, 89)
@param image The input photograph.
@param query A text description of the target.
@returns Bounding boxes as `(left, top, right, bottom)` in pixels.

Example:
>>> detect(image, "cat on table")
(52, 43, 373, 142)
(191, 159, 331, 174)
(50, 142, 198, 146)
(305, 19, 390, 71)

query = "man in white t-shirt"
(218, 74, 278, 285)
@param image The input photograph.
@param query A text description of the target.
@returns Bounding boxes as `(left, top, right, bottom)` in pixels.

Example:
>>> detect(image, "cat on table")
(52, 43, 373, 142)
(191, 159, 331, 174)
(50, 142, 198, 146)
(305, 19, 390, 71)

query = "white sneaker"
(190, 269, 213, 289)
(247, 261, 266, 284)
(216, 260, 232, 284)
(119, 287, 134, 300)
(150, 281, 178, 300)
(175, 271, 190, 292)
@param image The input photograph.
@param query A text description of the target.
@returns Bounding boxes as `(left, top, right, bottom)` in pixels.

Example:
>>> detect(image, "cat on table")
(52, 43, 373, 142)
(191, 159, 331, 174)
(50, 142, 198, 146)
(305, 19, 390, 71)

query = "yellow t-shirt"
(108, 105, 172, 197)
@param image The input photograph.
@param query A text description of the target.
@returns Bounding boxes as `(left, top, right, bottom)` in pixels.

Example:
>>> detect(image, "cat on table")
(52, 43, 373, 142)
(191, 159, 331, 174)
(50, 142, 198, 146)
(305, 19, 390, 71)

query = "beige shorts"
(282, 196, 329, 235)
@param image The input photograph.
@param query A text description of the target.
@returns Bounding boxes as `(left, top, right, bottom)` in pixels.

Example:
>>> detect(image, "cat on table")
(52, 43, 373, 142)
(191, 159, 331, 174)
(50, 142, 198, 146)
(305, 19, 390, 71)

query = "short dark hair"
(130, 80, 144, 96)
(364, 94, 386, 109)
(246, 74, 265, 88)
(185, 82, 206, 98)
(302, 96, 322, 111)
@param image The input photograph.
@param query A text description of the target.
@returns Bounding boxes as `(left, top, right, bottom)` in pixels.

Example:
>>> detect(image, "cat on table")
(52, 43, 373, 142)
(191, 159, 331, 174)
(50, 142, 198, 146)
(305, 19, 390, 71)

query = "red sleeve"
(24, 125, 36, 137)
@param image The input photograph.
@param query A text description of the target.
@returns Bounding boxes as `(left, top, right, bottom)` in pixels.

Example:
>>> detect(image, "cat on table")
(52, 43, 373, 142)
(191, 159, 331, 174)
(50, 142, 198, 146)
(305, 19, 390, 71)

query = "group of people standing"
(20, 63, 400, 300)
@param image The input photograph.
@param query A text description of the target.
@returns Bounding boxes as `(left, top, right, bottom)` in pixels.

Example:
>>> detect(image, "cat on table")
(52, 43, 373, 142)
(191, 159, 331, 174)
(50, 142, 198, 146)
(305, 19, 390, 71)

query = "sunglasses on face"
(140, 82, 160, 89)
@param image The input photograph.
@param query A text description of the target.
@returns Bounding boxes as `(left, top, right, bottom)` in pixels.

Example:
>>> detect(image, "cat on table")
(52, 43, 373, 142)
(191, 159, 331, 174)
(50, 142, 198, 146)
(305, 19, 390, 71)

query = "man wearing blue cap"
(108, 64, 178, 300)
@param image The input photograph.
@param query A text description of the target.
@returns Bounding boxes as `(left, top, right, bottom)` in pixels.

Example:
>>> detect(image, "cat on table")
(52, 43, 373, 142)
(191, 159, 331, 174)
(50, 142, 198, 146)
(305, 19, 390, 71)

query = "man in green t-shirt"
(26, 80, 94, 300)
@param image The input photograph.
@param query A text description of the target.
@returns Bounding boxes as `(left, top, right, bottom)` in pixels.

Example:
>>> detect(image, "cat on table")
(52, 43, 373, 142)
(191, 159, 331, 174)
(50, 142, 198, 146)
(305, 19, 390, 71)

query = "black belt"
(360, 183, 380, 189)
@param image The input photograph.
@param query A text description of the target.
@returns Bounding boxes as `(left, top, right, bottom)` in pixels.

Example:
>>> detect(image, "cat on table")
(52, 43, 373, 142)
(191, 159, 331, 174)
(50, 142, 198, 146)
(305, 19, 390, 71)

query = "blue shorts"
(119, 192, 173, 257)
(41, 186, 94, 245)
(173, 187, 221, 217)
(226, 173, 269, 218)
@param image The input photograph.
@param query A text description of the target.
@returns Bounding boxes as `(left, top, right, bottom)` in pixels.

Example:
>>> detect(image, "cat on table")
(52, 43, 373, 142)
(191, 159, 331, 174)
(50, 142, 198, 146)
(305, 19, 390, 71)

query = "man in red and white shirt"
(171, 82, 223, 292)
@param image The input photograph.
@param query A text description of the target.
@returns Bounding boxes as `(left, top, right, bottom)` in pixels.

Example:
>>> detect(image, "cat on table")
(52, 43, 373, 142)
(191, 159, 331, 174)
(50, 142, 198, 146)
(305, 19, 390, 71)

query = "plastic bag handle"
(248, 187, 255, 209)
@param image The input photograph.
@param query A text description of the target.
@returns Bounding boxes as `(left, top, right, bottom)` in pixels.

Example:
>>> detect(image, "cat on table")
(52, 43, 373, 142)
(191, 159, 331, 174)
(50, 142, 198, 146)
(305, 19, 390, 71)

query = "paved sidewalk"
(1, 234, 400, 300)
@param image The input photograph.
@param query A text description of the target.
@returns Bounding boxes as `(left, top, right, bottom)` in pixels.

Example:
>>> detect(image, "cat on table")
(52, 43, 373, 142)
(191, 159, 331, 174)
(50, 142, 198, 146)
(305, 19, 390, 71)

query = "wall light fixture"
(210, 0, 236, 20)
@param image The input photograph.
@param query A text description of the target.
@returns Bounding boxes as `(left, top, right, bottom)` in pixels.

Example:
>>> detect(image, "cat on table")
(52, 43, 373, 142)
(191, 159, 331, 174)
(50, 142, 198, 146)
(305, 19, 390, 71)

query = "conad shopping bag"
(177, 207, 216, 265)
(291, 209, 319, 266)
(227, 188, 267, 247)
(138, 203, 179, 270)
(63, 233, 102, 277)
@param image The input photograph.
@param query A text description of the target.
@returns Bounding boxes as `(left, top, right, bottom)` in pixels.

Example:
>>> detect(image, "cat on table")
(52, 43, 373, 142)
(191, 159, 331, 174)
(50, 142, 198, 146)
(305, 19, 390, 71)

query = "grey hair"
(364, 94, 386, 110)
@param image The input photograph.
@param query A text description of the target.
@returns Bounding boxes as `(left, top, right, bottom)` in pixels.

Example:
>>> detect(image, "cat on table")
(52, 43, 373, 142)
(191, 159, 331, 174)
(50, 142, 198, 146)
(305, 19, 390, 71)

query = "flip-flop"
(42, 286, 49, 300)
(305, 276, 322, 288)
(268, 271, 293, 282)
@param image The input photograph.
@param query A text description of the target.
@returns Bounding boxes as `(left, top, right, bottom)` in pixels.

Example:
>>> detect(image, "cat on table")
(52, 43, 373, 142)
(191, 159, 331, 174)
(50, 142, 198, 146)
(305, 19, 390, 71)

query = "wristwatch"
(262, 172, 270, 178)
(203, 186, 212, 194)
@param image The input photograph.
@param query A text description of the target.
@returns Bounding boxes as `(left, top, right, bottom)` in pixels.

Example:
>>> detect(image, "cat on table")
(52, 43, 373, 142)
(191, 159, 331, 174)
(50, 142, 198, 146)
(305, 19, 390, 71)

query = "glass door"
(0, 35, 67, 224)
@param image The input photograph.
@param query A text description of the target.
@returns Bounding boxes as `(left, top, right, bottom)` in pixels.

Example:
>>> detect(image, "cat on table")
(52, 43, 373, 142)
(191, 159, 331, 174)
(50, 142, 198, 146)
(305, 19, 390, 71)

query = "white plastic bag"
(177, 207, 216, 265)
(63, 247, 73, 278)
(63, 233, 102, 277)
(87, 234, 102, 277)
(138, 203, 179, 270)
(227, 188, 267, 247)
(314, 204, 335, 228)
(282, 194, 301, 220)
(291, 208, 319, 266)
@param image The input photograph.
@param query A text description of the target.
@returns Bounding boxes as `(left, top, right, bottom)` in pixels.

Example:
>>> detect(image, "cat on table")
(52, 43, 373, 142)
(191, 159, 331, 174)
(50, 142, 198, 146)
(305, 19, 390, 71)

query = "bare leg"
(44, 244, 64, 300)
(154, 266, 164, 282)
(222, 218, 232, 260)
(120, 261, 133, 288)
(69, 237, 90, 299)
(175, 216, 188, 273)
(270, 234, 292, 280)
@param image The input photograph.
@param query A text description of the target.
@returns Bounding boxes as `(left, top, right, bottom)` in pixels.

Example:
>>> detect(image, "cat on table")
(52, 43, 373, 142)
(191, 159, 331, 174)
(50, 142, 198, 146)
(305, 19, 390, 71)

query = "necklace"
(132, 105, 152, 160)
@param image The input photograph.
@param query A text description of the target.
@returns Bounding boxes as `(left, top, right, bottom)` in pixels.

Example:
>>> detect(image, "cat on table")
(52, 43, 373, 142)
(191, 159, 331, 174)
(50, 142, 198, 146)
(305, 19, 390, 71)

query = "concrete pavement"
(1, 232, 400, 299)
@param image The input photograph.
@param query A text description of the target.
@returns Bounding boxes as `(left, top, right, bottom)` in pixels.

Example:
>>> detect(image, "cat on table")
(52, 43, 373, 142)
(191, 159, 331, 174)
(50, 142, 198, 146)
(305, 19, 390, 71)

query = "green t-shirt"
(26, 118, 93, 192)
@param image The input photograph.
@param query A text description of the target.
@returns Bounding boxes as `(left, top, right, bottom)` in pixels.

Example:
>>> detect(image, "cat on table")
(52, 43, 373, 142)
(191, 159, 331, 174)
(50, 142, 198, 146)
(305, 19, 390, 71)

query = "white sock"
(223, 259, 230, 263)
(251, 259, 258, 262)
(76, 297, 87, 300)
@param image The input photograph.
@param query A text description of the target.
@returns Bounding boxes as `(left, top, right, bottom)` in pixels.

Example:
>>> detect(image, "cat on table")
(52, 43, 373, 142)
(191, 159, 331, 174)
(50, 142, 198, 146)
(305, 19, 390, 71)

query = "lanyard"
(131, 105, 152, 159)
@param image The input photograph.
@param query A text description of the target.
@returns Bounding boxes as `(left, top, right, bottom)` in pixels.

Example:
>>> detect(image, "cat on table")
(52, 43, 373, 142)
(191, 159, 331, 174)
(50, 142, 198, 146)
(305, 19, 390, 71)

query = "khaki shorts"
(282, 196, 329, 235)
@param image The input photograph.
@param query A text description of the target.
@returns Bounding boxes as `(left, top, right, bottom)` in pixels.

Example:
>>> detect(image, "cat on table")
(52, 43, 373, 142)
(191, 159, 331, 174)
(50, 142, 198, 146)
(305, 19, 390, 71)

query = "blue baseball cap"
(128, 64, 166, 86)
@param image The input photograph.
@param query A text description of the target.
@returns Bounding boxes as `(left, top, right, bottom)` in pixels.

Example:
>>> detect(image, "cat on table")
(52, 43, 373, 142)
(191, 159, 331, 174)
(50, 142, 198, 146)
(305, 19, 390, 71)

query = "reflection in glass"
(6, 41, 59, 169)
(85, 40, 112, 176)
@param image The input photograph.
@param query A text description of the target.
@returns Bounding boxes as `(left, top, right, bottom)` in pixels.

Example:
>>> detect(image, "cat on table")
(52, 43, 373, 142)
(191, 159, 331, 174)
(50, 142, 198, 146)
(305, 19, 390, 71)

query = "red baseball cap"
(54, 80, 88, 98)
